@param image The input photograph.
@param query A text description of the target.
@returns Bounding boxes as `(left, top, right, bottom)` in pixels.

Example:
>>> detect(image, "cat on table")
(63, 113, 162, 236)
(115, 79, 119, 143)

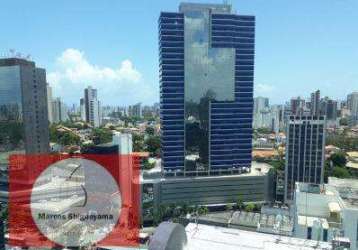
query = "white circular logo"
(30, 158, 121, 247)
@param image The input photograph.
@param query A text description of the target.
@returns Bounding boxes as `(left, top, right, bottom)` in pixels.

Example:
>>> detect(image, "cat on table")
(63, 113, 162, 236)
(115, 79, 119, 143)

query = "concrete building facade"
(293, 180, 358, 250)
(52, 97, 68, 123)
(83, 86, 101, 127)
(285, 115, 326, 202)
(142, 162, 275, 221)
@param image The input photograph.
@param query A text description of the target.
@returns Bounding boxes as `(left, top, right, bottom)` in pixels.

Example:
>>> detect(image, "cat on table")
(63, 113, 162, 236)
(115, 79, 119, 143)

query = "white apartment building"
(112, 132, 132, 154)
(83, 86, 101, 127)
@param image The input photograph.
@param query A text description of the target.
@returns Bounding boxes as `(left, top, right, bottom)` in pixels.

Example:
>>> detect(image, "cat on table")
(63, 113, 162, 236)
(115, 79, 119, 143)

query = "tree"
(181, 203, 189, 215)
(269, 159, 285, 172)
(244, 203, 255, 212)
(0, 206, 8, 221)
(332, 167, 351, 179)
(254, 203, 262, 212)
(330, 152, 347, 167)
(326, 134, 358, 151)
(145, 126, 155, 136)
(173, 206, 182, 218)
(143, 159, 155, 170)
(236, 196, 244, 210)
(0, 121, 24, 147)
(339, 117, 348, 126)
(198, 206, 209, 215)
(49, 125, 80, 146)
(91, 128, 112, 144)
(80, 142, 95, 153)
(133, 133, 144, 152)
(145, 135, 161, 156)
(59, 132, 80, 146)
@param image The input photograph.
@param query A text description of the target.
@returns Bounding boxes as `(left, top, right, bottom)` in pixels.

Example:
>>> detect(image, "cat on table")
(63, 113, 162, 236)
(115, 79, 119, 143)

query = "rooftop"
(184, 223, 331, 250)
(179, 2, 232, 14)
(346, 161, 358, 169)
(142, 161, 272, 183)
(295, 180, 358, 223)
(346, 151, 358, 169)
(328, 177, 358, 209)
(0, 57, 35, 67)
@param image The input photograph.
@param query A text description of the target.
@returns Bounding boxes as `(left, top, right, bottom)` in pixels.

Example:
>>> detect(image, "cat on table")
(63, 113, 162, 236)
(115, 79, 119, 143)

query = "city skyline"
(1, 0, 358, 106)
(1, 1, 358, 249)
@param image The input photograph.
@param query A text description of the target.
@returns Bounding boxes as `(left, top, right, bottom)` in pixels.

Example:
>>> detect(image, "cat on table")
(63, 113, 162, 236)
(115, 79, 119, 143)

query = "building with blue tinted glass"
(159, 3, 255, 176)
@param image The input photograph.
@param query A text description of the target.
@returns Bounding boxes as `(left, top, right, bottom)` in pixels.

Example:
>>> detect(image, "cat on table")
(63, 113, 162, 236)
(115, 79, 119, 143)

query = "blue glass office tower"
(160, 3, 255, 175)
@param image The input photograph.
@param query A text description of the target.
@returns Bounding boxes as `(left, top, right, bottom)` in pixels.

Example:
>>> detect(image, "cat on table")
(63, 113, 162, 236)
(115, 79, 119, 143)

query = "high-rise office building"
(128, 102, 142, 118)
(347, 92, 358, 126)
(46, 83, 53, 123)
(0, 58, 49, 154)
(83, 86, 101, 127)
(310, 90, 320, 116)
(254, 97, 269, 114)
(290, 97, 306, 116)
(320, 97, 337, 121)
(347, 92, 358, 115)
(80, 98, 86, 121)
(160, 3, 255, 174)
(284, 115, 326, 202)
(252, 97, 282, 131)
(52, 97, 69, 123)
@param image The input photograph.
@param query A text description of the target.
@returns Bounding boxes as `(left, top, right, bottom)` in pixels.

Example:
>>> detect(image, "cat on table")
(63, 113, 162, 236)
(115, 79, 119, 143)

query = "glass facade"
(0, 58, 49, 154)
(0, 66, 22, 121)
(184, 9, 235, 171)
(160, 3, 255, 174)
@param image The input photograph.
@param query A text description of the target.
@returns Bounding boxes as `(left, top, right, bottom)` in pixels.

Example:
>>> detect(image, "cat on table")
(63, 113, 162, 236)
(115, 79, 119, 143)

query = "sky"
(1, 0, 358, 106)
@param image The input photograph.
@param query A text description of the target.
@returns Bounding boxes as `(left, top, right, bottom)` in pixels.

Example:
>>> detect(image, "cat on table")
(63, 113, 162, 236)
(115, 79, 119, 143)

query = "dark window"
(323, 229, 328, 241)
(307, 227, 312, 239)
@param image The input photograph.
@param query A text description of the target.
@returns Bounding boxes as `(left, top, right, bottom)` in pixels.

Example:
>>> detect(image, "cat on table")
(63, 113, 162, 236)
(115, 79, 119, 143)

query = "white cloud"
(255, 83, 275, 94)
(48, 48, 156, 105)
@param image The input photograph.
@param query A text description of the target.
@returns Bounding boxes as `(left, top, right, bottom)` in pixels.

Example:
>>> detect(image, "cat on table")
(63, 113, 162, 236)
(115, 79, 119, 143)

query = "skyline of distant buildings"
(1, 1, 358, 249)
(128, 102, 143, 118)
(252, 89, 358, 132)
(0, 56, 355, 132)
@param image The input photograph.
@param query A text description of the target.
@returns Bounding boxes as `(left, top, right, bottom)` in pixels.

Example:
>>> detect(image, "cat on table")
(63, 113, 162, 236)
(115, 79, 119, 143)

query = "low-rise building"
(149, 222, 333, 250)
(142, 162, 275, 222)
(294, 179, 358, 249)
(346, 151, 358, 174)
(180, 209, 293, 236)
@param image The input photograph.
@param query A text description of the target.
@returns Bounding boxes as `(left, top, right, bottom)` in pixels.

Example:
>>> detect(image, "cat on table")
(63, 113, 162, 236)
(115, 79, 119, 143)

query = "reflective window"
(0, 66, 22, 121)
(184, 9, 235, 171)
